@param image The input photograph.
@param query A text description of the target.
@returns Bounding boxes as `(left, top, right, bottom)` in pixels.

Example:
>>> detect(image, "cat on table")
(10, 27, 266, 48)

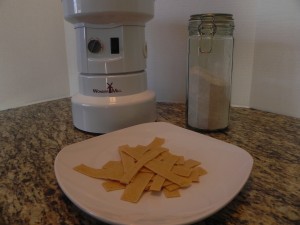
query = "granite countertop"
(0, 98, 299, 225)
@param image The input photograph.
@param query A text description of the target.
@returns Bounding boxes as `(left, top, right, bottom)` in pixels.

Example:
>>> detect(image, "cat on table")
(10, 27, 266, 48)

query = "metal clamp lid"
(190, 13, 234, 27)
(189, 13, 234, 54)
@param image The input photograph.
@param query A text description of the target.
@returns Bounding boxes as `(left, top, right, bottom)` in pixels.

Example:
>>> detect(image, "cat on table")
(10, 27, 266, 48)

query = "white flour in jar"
(187, 66, 230, 130)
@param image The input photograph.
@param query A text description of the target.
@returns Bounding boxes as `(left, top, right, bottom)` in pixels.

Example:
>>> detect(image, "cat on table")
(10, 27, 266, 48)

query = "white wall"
(0, 0, 69, 110)
(250, 0, 300, 118)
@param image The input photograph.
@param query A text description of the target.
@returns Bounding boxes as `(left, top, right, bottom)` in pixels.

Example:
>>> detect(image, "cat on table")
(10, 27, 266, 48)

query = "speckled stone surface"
(0, 98, 299, 225)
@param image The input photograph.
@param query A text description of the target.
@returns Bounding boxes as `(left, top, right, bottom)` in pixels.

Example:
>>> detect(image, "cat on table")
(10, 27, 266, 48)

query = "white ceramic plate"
(54, 122, 253, 225)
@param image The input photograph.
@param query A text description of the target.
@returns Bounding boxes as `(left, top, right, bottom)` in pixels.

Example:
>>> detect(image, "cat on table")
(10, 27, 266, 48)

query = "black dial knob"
(87, 39, 101, 53)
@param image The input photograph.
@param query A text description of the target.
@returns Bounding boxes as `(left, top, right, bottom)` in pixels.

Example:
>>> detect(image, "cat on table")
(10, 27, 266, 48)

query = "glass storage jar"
(187, 13, 234, 131)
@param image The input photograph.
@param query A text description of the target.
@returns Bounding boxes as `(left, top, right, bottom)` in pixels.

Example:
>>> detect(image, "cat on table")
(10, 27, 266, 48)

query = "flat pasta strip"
(172, 165, 192, 177)
(121, 172, 154, 203)
(145, 160, 191, 187)
(196, 166, 208, 176)
(102, 181, 126, 191)
(175, 156, 185, 165)
(74, 162, 124, 181)
(149, 175, 165, 191)
(74, 164, 103, 178)
(188, 166, 208, 182)
(124, 145, 148, 159)
(163, 188, 181, 198)
(102, 161, 122, 169)
(164, 183, 180, 192)
(120, 147, 168, 184)
(146, 137, 165, 149)
(119, 146, 135, 173)
(122, 147, 191, 187)
(149, 153, 179, 191)
(183, 159, 201, 168)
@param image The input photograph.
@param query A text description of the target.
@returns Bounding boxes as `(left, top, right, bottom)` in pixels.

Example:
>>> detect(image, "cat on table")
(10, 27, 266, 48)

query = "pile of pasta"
(74, 137, 207, 203)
